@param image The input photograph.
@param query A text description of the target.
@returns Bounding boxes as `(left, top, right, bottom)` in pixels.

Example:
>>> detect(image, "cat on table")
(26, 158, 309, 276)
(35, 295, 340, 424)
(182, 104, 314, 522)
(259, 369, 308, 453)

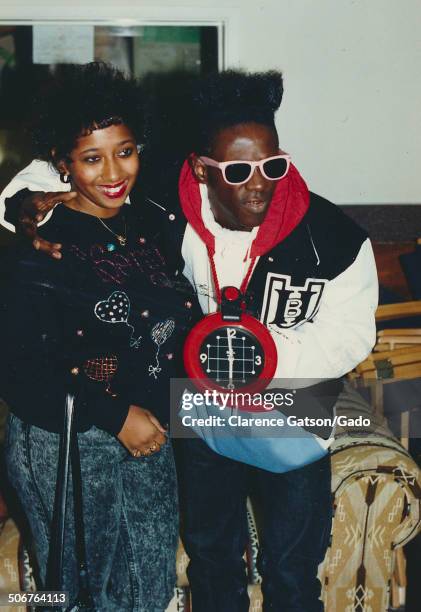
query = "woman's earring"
(60, 173, 71, 184)
(136, 144, 143, 154)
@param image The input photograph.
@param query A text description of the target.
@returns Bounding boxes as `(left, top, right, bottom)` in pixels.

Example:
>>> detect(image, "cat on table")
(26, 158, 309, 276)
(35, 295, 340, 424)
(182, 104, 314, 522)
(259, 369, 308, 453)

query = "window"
(0, 23, 221, 199)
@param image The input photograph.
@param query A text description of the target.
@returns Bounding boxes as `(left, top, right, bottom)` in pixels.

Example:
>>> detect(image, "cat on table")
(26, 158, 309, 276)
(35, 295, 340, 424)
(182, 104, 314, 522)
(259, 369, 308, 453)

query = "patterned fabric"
(319, 440, 421, 611)
(165, 584, 263, 611)
(0, 519, 25, 612)
(166, 588, 191, 612)
(175, 437, 421, 612)
(2, 435, 420, 611)
(245, 499, 261, 586)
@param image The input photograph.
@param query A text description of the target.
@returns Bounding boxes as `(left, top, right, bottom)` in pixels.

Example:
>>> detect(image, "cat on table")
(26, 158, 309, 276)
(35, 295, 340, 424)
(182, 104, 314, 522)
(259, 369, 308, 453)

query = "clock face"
(199, 326, 265, 389)
(183, 312, 277, 396)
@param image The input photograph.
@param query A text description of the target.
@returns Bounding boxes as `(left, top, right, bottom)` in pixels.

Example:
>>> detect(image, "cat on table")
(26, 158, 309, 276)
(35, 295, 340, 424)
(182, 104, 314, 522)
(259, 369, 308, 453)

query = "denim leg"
(175, 438, 250, 612)
(80, 433, 178, 612)
(76, 426, 127, 610)
(5, 414, 178, 612)
(114, 440, 179, 612)
(5, 415, 127, 608)
(252, 453, 332, 612)
(5, 414, 60, 589)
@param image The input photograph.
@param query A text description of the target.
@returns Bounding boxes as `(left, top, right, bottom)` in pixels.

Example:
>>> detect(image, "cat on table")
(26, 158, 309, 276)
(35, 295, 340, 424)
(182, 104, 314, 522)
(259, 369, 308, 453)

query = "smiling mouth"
(97, 180, 128, 199)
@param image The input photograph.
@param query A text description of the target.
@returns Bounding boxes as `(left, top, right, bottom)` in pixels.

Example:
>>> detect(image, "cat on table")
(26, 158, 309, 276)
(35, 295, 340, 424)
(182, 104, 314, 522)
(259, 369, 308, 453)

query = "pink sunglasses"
(199, 153, 291, 185)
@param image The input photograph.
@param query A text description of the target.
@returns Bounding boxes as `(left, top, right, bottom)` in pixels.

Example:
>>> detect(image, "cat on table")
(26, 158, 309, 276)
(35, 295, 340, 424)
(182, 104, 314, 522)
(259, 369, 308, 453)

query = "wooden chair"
(356, 346, 421, 381)
(375, 331, 421, 352)
(375, 300, 421, 322)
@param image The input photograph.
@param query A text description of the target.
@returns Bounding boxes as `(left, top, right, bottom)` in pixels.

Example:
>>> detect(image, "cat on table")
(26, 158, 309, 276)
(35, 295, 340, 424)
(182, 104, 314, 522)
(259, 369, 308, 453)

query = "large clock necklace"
(183, 251, 278, 398)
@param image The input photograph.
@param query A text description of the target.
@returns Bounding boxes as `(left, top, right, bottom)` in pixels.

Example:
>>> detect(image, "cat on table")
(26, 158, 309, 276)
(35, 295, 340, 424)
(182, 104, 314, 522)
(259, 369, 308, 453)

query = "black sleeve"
(4, 188, 32, 227)
(0, 255, 130, 435)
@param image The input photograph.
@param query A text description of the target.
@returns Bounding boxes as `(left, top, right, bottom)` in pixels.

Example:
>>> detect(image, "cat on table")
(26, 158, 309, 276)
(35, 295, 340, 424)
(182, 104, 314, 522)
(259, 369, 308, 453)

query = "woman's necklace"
(96, 215, 127, 246)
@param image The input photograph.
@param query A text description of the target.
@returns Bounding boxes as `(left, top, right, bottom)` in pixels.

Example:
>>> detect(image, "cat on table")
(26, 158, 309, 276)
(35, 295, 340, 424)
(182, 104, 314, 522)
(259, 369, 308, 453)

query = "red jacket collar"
(178, 157, 310, 258)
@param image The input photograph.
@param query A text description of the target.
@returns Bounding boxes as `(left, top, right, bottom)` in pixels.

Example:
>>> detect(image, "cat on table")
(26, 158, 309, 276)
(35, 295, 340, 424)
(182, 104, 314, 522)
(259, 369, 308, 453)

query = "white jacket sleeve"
(271, 238, 378, 379)
(0, 160, 65, 232)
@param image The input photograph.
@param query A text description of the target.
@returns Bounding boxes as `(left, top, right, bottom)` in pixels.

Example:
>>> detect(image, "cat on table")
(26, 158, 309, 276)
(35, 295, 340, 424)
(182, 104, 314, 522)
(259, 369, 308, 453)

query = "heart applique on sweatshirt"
(94, 291, 142, 348)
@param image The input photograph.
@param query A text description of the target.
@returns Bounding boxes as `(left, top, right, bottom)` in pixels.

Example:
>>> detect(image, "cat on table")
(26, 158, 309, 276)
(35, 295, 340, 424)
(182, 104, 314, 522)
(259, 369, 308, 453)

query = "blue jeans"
(5, 413, 178, 612)
(176, 438, 332, 612)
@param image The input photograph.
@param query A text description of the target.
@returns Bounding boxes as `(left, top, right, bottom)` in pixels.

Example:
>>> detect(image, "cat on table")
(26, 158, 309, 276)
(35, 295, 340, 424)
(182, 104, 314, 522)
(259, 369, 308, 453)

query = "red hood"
(178, 157, 310, 258)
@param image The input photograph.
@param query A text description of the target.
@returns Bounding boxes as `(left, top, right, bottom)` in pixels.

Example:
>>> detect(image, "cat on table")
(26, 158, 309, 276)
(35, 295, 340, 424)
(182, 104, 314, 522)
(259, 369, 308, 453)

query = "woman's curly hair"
(31, 62, 144, 165)
(192, 69, 284, 153)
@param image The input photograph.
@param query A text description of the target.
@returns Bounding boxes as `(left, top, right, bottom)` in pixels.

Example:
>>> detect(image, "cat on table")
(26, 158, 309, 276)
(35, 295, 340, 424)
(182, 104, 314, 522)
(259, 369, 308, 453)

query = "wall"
(2, 0, 421, 204)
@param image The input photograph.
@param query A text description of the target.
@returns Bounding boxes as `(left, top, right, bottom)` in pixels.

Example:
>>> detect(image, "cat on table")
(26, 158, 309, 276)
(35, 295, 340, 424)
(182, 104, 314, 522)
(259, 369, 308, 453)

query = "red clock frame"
(183, 311, 278, 402)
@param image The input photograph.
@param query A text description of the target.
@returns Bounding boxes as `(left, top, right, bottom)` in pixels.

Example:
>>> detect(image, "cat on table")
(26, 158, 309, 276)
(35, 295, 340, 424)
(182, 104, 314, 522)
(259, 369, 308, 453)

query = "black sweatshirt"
(0, 202, 198, 434)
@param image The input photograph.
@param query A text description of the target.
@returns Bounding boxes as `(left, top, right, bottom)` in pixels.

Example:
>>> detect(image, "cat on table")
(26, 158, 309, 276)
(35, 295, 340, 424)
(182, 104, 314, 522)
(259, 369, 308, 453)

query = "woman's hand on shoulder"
(17, 190, 77, 259)
(117, 405, 167, 457)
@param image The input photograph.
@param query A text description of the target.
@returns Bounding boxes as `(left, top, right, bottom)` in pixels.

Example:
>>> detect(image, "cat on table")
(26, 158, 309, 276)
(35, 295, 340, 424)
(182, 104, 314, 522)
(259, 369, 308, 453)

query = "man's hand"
(17, 190, 77, 259)
(117, 405, 167, 457)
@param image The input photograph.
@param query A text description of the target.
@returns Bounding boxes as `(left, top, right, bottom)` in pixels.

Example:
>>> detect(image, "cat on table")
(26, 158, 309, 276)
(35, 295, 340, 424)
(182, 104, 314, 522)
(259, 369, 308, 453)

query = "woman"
(1, 62, 196, 611)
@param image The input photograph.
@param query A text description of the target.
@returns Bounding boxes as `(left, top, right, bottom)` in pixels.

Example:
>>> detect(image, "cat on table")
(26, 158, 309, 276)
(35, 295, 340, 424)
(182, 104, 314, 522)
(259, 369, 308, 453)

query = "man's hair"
(31, 62, 144, 165)
(193, 70, 284, 154)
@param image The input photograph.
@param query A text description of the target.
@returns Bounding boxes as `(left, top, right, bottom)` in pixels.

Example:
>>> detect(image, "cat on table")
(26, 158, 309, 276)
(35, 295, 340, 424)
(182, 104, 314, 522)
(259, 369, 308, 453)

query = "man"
(1, 70, 378, 611)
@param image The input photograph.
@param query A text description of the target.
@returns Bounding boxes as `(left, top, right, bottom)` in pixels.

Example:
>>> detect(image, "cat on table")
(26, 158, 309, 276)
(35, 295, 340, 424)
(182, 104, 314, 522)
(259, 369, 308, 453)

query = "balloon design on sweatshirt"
(148, 318, 175, 379)
(94, 291, 142, 348)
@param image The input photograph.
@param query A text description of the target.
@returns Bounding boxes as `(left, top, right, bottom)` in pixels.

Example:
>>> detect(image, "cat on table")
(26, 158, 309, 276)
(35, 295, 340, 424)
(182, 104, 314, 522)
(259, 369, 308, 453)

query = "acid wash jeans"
(5, 413, 178, 612)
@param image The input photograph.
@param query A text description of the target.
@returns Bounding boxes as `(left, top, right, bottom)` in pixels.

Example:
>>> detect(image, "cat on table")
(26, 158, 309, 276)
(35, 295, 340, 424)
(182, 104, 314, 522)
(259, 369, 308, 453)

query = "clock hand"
(227, 329, 235, 388)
